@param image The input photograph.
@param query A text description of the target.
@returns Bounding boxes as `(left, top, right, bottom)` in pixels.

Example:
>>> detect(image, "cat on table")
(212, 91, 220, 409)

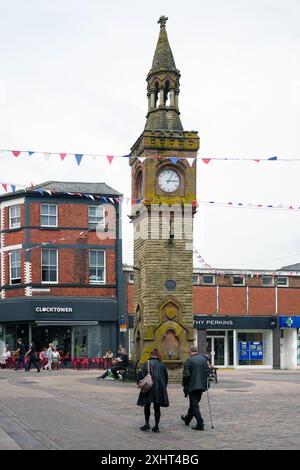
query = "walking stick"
(206, 377, 214, 429)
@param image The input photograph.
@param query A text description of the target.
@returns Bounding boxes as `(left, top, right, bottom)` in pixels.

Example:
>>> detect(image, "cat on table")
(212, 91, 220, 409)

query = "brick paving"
(0, 368, 299, 450)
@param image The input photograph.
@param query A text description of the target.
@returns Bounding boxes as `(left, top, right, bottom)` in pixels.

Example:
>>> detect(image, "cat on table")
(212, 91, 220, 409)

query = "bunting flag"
(44, 153, 51, 161)
(202, 158, 211, 164)
(106, 155, 114, 165)
(60, 153, 67, 161)
(138, 156, 147, 163)
(75, 154, 83, 166)
(2, 183, 7, 192)
(28, 151, 35, 156)
(12, 151, 21, 157)
(11, 185, 16, 192)
(170, 157, 178, 165)
(186, 157, 195, 167)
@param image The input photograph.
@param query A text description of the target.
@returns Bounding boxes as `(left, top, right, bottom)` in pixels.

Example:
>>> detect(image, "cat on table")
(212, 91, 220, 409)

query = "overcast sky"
(0, 0, 300, 270)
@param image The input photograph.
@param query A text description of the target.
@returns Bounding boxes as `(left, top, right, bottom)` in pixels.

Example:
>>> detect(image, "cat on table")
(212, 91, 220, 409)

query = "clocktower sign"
(130, 17, 199, 380)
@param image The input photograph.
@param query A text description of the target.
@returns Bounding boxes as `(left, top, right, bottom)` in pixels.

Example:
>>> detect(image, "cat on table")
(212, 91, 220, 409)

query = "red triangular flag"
(12, 151, 21, 157)
(106, 155, 114, 165)
(202, 158, 211, 164)
(2, 183, 7, 192)
(60, 153, 67, 161)
(254, 159, 261, 163)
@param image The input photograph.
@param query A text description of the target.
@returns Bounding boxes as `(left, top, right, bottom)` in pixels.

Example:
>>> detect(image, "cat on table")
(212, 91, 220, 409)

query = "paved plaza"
(0, 368, 299, 450)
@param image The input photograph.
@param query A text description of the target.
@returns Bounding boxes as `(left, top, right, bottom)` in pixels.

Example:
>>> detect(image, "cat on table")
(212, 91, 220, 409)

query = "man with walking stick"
(181, 345, 209, 431)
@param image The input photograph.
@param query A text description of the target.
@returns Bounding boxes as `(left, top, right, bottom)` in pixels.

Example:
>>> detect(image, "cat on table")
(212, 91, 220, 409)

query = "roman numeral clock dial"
(158, 169, 180, 193)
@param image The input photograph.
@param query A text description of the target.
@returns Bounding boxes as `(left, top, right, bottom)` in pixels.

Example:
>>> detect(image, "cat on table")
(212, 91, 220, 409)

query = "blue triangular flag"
(11, 185, 16, 192)
(170, 157, 178, 165)
(102, 197, 108, 203)
(75, 154, 83, 166)
(28, 151, 35, 156)
(268, 156, 278, 161)
(37, 189, 44, 196)
(121, 154, 131, 158)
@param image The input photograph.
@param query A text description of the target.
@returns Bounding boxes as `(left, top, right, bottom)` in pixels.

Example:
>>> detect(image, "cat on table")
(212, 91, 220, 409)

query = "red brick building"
(0, 181, 123, 360)
(124, 265, 300, 369)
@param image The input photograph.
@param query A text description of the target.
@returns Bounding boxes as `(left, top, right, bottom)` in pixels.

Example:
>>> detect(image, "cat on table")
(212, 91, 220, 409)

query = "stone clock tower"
(130, 16, 199, 381)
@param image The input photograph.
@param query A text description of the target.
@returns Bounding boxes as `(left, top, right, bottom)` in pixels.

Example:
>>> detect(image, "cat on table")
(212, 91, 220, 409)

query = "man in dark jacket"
(181, 345, 209, 431)
(14, 338, 26, 371)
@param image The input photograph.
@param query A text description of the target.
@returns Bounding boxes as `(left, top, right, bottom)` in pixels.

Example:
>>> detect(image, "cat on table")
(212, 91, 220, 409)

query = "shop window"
(192, 274, 200, 285)
(238, 332, 264, 365)
(262, 275, 274, 286)
(88, 206, 104, 229)
(41, 249, 58, 283)
(9, 205, 21, 229)
(233, 275, 244, 286)
(40, 204, 58, 227)
(5, 323, 29, 352)
(202, 275, 215, 285)
(297, 330, 300, 366)
(9, 250, 21, 284)
(277, 276, 288, 287)
(89, 250, 105, 284)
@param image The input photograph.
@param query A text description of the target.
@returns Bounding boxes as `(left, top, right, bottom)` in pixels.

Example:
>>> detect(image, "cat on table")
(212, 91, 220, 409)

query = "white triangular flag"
(43, 153, 51, 161)
(186, 157, 195, 167)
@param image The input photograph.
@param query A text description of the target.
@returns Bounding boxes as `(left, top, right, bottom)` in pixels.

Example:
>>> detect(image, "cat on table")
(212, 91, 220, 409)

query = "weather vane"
(158, 15, 168, 28)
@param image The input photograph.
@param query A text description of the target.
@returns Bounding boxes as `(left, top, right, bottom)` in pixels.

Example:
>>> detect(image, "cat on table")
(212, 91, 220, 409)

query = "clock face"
(158, 169, 180, 193)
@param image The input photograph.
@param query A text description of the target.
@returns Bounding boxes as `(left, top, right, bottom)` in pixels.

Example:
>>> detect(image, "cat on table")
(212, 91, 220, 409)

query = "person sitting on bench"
(97, 347, 129, 380)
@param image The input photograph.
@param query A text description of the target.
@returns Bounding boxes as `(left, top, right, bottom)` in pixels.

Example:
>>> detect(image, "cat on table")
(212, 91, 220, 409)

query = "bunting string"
(1, 147, 300, 166)
(0, 185, 300, 213)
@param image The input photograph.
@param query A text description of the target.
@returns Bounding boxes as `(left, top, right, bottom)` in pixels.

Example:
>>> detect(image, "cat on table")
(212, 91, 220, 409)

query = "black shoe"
(192, 425, 204, 431)
(37, 370, 40, 373)
(140, 424, 150, 431)
(181, 415, 189, 426)
(152, 426, 160, 433)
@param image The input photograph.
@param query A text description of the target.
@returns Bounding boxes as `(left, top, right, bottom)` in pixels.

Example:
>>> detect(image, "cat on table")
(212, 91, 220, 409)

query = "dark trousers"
(15, 355, 26, 370)
(144, 403, 161, 427)
(26, 357, 40, 371)
(100, 365, 126, 379)
(185, 390, 204, 426)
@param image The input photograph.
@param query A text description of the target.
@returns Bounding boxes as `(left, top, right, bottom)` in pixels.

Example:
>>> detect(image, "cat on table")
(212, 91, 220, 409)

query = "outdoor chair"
(208, 367, 218, 384)
(118, 361, 138, 383)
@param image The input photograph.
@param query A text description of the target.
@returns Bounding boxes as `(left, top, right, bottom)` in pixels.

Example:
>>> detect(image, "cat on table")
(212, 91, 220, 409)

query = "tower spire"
(145, 17, 183, 131)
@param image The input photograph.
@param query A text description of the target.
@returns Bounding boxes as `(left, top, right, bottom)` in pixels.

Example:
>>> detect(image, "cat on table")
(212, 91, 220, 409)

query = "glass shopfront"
(0, 322, 118, 360)
(206, 330, 234, 367)
(3, 323, 29, 352)
(297, 330, 300, 366)
(195, 316, 275, 368)
(31, 324, 72, 362)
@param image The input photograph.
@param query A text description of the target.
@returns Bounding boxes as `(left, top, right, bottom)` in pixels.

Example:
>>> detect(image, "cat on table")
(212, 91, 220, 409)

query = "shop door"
(207, 336, 225, 366)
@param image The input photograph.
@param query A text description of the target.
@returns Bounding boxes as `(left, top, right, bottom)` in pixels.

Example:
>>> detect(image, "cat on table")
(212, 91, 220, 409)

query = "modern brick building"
(124, 265, 300, 370)
(0, 181, 123, 360)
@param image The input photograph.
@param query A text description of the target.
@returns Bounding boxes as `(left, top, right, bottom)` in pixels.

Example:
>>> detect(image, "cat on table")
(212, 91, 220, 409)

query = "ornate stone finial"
(158, 15, 168, 28)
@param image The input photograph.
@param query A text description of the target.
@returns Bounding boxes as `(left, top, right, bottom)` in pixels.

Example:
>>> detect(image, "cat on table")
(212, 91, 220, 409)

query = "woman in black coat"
(137, 348, 169, 433)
